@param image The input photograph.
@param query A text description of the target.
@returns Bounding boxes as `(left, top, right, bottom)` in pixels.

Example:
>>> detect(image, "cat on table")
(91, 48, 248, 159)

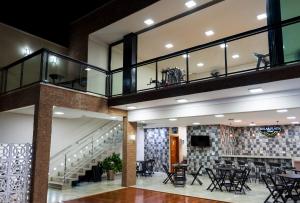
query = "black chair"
(253, 161, 266, 182)
(269, 162, 281, 174)
(190, 165, 203, 185)
(206, 168, 223, 192)
(238, 161, 247, 170)
(262, 174, 287, 203)
(162, 164, 174, 184)
(174, 166, 186, 187)
(232, 168, 251, 194)
(225, 160, 233, 167)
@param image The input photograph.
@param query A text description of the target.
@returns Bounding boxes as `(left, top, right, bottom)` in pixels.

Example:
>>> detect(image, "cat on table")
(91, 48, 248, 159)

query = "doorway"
(170, 136, 179, 172)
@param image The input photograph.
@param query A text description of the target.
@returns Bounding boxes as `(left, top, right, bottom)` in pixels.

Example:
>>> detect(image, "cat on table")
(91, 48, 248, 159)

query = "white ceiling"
(143, 107, 300, 128)
(6, 106, 123, 121)
(114, 78, 300, 110)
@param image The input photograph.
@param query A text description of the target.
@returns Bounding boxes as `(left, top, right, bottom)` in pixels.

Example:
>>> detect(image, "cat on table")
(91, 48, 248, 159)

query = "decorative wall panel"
(144, 128, 169, 172)
(0, 144, 32, 203)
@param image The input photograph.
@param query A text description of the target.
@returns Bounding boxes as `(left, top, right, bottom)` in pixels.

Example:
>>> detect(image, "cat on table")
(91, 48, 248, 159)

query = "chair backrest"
(225, 160, 233, 165)
(238, 161, 246, 166)
(269, 162, 281, 168)
(254, 161, 265, 167)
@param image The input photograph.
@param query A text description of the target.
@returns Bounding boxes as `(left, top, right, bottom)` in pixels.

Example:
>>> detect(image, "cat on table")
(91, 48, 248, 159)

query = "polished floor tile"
(63, 187, 228, 203)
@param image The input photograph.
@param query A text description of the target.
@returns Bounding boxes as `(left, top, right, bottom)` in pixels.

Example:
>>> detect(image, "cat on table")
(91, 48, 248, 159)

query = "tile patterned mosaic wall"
(227, 125, 300, 157)
(144, 128, 169, 172)
(187, 125, 221, 172)
(187, 125, 300, 172)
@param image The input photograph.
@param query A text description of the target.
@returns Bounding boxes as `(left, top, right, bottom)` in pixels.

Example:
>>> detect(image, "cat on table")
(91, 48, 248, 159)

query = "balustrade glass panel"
(6, 64, 22, 92)
(110, 43, 123, 70)
(189, 45, 225, 81)
(112, 71, 123, 96)
(22, 54, 41, 86)
(157, 55, 187, 87)
(137, 62, 156, 91)
(227, 31, 269, 74)
(282, 22, 300, 63)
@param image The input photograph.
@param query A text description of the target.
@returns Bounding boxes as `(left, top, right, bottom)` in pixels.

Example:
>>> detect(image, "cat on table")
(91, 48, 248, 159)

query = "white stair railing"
(49, 121, 123, 184)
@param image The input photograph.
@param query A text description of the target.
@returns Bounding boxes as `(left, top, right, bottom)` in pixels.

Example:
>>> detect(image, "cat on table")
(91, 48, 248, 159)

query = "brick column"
(30, 100, 53, 203)
(122, 116, 137, 187)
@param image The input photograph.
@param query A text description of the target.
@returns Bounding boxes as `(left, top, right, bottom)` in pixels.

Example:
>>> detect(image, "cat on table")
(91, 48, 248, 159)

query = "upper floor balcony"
(1, 16, 300, 106)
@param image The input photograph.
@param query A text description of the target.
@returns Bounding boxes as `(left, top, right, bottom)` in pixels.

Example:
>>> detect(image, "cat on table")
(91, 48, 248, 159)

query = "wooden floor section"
(64, 187, 228, 203)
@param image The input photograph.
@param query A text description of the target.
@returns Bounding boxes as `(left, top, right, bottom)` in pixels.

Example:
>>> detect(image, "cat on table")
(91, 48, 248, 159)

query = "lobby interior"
(1, 0, 300, 203)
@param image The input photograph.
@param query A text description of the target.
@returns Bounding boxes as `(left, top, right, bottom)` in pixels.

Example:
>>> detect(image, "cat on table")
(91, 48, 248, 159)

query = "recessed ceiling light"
(85, 68, 91, 71)
(185, 0, 196, 8)
(234, 120, 242, 123)
(127, 106, 137, 110)
(257, 13, 267, 20)
(182, 54, 190, 58)
(248, 88, 264, 94)
(165, 43, 174, 49)
(197, 63, 204, 67)
(277, 109, 288, 113)
(215, 114, 225, 118)
(232, 54, 240, 59)
(220, 44, 228, 49)
(287, 116, 296, 120)
(111, 116, 116, 119)
(291, 121, 299, 124)
(176, 99, 188, 103)
(249, 123, 256, 126)
(169, 118, 177, 121)
(193, 122, 200, 125)
(54, 111, 64, 115)
(205, 30, 215, 36)
(144, 19, 154, 26)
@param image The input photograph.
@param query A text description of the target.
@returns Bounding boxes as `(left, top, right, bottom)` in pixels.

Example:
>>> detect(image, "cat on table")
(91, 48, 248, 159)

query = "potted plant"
(102, 153, 122, 180)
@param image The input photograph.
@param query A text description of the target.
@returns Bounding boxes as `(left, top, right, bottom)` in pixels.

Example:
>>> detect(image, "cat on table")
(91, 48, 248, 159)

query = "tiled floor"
(63, 187, 228, 203)
(47, 173, 270, 203)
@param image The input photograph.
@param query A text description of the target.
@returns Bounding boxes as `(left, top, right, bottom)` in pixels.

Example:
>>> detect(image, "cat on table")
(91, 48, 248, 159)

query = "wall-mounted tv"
(191, 136, 211, 147)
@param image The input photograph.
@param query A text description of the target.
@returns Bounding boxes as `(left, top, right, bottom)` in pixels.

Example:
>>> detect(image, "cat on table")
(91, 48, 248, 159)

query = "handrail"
(111, 15, 300, 73)
(50, 120, 117, 160)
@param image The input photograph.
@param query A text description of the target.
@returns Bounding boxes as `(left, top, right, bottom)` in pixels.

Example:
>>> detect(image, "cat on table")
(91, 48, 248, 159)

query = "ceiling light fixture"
(169, 118, 177, 121)
(127, 106, 137, 110)
(291, 121, 299, 124)
(234, 120, 242, 123)
(249, 123, 256, 126)
(185, 0, 196, 8)
(232, 54, 240, 59)
(193, 122, 200, 125)
(257, 13, 267, 20)
(197, 63, 204, 67)
(248, 88, 264, 94)
(54, 111, 64, 115)
(182, 54, 190, 58)
(165, 43, 174, 49)
(176, 99, 188, 103)
(205, 30, 215, 36)
(111, 116, 116, 119)
(277, 109, 288, 113)
(85, 68, 91, 71)
(287, 116, 296, 120)
(144, 19, 154, 26)
(215, 114, 225, 118)
(220, 44, 228, 49)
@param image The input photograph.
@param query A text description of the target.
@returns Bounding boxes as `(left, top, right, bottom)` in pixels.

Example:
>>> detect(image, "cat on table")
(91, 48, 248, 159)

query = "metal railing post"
(224, 41, 228, 76)
(63, 154, 67, 183)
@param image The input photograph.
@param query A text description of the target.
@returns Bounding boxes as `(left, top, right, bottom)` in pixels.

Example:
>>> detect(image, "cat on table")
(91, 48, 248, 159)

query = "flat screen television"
(191, 136, 210, 147)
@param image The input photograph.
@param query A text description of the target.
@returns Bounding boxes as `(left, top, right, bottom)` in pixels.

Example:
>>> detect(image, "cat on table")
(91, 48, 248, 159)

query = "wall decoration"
(144, 128, 169, 172)
(0, 143, 32, 203)
(260, 126, 282, 137)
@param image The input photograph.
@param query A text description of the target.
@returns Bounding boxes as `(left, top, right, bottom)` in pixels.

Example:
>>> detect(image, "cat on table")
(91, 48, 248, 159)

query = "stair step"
(48, 181, 71, 190)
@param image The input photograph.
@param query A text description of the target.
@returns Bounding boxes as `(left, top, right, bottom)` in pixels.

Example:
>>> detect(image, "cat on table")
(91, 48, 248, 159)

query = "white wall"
(178, 127, 187, 161)
(0, 23, 67, 67)
(0, 112, 111, 156)
(136, 127, 145, 161)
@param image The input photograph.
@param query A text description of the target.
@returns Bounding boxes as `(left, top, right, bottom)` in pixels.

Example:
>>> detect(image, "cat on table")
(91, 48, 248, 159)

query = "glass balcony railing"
(0, 49, 108, 96)
(111, 16, 300, 96)
(1, 17, 300, 98)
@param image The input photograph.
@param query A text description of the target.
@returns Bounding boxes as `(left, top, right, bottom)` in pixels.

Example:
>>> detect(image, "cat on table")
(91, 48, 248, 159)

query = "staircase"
(48, 121, 123, 190)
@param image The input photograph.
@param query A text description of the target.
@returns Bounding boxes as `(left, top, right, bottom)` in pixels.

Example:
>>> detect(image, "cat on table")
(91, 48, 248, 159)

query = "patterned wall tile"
(144, 128, 169, 172)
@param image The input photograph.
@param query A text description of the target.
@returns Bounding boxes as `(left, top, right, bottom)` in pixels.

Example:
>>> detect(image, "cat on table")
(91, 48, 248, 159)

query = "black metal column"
(267, 0, 284, 67)
(123, 33, 137, 94)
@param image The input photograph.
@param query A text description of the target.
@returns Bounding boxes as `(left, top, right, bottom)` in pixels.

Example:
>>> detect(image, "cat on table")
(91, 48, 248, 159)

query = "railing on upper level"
(1, 17, 300, 98)
(110, 16, 300, 97)
(0, 48, 109, 96)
